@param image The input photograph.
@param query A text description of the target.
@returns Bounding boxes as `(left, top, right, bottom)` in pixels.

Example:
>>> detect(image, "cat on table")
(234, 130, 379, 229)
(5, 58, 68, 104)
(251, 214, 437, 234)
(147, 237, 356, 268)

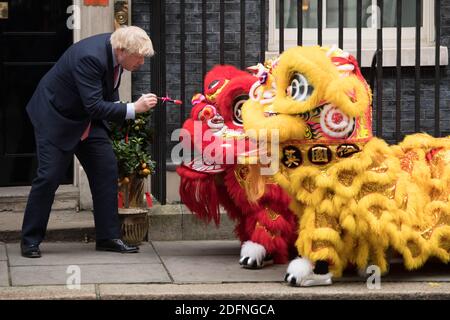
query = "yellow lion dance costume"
(242, 46, 450, 286)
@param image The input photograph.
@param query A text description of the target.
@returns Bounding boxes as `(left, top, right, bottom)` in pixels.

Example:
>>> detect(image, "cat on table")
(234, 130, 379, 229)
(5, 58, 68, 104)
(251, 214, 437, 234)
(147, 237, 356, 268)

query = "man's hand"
(135, 93, 157, 113)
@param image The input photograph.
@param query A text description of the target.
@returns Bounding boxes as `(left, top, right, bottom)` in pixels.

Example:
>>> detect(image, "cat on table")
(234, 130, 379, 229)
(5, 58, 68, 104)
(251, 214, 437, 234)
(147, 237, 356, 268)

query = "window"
(275, 0, 420, 29)
(268, 0, 447, 67)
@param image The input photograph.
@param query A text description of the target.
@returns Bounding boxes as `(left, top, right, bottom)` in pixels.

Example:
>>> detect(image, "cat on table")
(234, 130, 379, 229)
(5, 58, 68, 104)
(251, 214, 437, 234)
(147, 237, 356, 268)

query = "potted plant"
(110, 112, 155, 244)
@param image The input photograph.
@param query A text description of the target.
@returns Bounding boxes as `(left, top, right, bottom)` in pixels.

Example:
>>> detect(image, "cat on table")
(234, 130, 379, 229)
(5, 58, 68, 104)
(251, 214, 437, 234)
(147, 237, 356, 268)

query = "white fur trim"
(286, 257, 333, 287)
(300, 273, 333, 287)
(286, 257, 314, 280)
(240, 241, 267, 267)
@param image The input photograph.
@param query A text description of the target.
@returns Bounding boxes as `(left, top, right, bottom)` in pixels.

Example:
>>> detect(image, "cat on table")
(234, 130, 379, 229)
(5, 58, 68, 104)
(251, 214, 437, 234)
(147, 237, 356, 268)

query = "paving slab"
(0, 243, 6, 261)
(7, 242, 160, 266)
(160, 255, 287, 283)
(153, 240, 240, 256)
(0, 262, 9, 287)
(98, 282, 450, 300)
(10, 263, 170, 286)
(0, 285, 96, 300)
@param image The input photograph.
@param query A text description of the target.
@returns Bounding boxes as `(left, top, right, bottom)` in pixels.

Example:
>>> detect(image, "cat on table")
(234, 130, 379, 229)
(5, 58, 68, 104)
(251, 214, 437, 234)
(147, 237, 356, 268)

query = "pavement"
(0, 240, 449, 300)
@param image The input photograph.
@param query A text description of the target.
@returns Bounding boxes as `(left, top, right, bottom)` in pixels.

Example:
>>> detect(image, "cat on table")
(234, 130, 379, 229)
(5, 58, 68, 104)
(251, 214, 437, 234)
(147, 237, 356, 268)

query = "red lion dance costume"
(176, 65, 298, 268)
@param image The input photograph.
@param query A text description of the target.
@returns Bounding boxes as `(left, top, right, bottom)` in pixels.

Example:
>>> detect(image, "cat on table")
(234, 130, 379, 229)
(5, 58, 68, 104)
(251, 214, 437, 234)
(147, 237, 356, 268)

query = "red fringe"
(223, 167, 258, 211)
(259, 184, 292, 211)
(176, 165, 221, 225)
(254, 209, 294, 236)
(251, 227, 289, 264)
(215, 182, 247, 241)
(222, 169, 299, 263)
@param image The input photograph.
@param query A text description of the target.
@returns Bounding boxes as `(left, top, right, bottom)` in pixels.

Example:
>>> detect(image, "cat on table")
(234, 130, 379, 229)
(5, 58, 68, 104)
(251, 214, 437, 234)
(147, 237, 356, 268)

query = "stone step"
(0, 204, 236, 242)
(0, 185, 79, 212)
(148, 204, 235, 241)
(0, 210, 95, 242)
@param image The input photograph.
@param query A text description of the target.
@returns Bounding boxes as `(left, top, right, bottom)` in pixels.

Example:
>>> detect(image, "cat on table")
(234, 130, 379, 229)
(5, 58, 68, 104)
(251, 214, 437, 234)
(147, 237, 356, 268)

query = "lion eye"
(287, 73, 313, 102)
(208, 79, 220, 90)
(232, 94, 249, 126)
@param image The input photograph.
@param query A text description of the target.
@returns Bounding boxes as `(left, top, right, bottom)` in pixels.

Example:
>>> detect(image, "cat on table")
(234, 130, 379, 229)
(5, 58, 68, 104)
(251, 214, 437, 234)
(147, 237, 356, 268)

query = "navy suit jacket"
(26, 33, 126, 151)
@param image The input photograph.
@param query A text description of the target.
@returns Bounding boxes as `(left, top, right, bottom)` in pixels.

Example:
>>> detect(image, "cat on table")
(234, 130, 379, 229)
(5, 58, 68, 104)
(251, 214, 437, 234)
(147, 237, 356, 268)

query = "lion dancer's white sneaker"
(284, 257, 333, 287)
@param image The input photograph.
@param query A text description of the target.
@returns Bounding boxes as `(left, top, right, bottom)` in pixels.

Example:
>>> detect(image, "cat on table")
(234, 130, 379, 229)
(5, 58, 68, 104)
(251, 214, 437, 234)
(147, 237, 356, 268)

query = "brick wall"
(133, 0, 450, 158)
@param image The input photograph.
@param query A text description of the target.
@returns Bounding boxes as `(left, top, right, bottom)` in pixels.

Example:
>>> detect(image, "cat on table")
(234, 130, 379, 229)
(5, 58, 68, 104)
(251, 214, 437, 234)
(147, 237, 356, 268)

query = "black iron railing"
(149, 0, 444, 204)
(149, 0, 167, 204)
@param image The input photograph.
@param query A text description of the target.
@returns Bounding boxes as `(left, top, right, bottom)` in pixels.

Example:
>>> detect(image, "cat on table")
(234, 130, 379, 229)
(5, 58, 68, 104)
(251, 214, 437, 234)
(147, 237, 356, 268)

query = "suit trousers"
(21, 122, 121, 245)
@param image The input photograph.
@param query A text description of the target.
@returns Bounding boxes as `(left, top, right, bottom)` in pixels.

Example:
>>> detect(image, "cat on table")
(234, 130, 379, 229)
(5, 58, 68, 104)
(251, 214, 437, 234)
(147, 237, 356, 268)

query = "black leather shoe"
(95, 239, 139, 253)
(21, 243, 41, 258)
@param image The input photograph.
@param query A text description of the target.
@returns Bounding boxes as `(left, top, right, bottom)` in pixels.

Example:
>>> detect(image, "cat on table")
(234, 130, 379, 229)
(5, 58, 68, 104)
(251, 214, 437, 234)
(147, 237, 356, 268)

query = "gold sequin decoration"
(439, 237, 450, 253)
(420, 209, 450, 240)
(266, 208, 281, 221)
(358, 183, 396, 200)
(400, 150, 419, 173)
(325, 189, 335, 200)
(255, 222, 280, 239)
(430, 188, 446, 201)
(337, 170, 357, 187)
(368, 164, 389, 173)
(312, 240, 334, 252)
(234, 165, 249, 189)
(368, 205, 384, 219)
(428, 149, 450, 179)
(301, 176, 316, 193)
(400, 194, 408, 210)
(315, 212, 340, 231)
(420, 228, 433, 240)
(406, 240, 421, 258)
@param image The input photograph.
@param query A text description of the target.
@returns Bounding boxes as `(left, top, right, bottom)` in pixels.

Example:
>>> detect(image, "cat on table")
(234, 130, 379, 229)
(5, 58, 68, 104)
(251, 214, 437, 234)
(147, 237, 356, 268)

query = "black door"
(0, 0, 73, 186)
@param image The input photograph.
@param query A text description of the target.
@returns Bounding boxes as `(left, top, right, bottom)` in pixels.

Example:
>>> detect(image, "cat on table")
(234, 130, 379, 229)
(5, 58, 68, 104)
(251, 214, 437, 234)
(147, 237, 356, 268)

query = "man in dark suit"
(21, 26, 158, 258)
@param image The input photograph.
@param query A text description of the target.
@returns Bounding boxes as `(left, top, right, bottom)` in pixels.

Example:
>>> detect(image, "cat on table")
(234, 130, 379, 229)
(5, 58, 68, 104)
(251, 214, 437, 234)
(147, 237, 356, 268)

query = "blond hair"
(111, 26, 154, 57)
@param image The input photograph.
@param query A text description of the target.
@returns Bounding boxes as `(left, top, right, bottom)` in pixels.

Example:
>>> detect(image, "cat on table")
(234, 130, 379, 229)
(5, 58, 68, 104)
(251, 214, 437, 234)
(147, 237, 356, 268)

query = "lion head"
(242, 46, 372, 146)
